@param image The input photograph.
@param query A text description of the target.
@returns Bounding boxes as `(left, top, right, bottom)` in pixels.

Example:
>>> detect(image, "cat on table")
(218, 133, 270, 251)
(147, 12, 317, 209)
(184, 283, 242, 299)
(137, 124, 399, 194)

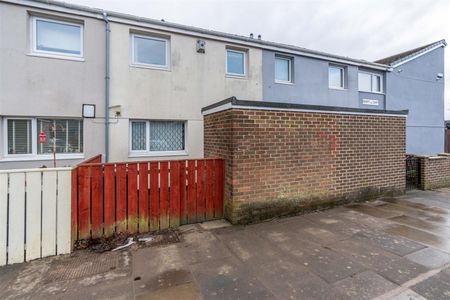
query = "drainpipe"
(102, 12, 110, 162)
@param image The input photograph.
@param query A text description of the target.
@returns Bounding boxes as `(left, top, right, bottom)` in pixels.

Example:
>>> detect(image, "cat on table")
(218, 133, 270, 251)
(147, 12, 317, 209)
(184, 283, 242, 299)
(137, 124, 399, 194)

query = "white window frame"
(130, 33, 170, 70)
(226, 49, 247, 77)
(30, 16, 84, 59)
(129, 120, 188, 157)
(328, 65, 346, 90)
(2, 117, 84, 161)
(358, 71, 384, 93)
(274, 54, 293, 84)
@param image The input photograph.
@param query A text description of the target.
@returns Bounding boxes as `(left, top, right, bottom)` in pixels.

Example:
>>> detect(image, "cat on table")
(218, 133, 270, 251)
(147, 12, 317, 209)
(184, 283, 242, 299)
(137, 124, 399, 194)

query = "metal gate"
(406, 155, 421, 189)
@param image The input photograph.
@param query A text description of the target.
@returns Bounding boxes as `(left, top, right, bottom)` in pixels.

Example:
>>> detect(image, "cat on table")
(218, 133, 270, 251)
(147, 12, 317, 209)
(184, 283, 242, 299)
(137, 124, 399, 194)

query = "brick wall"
(204, 106, 406, 224)
(418, 154, 450, 190)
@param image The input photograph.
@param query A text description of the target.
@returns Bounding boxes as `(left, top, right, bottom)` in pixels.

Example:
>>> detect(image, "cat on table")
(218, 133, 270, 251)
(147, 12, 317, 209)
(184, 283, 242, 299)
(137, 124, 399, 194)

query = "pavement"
(1, 188, 450, 299)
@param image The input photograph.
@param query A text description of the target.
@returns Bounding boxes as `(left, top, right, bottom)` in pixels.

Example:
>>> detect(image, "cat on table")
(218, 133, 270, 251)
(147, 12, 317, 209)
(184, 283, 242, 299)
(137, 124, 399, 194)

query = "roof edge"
(3, 0, 390, 70)
(202, 97, 409, 117)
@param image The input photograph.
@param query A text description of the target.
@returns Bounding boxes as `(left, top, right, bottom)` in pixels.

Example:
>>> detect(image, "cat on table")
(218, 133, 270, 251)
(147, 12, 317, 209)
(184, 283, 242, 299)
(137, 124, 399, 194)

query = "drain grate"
(44, 252, 119, 283)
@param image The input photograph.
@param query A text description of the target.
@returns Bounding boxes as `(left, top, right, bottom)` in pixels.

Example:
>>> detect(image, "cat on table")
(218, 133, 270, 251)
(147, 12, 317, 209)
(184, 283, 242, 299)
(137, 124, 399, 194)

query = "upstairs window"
(7, 119, 32, 155)
(329, 65, 345, 89)
(358, 72, 383, 93)
(131, 34, 169, 69)
(226, 49, 246, 76)
(32, 17, 83, 57)
(275, 55, 293, 83)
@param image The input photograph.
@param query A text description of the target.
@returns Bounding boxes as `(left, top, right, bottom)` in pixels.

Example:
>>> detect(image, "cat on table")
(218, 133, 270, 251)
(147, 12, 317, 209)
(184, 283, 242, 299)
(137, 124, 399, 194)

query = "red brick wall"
(204, 108, 406, 224)
(418, 154, 450, 190)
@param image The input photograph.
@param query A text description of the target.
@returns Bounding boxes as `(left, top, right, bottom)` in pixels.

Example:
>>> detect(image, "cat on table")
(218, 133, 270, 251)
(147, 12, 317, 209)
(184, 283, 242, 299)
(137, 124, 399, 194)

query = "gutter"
(102, 12, 110, 162)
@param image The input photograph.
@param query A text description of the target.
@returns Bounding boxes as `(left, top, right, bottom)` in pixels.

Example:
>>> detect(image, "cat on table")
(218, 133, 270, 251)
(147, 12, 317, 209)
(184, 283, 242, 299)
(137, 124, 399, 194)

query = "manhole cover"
(44, 252, 119, 283)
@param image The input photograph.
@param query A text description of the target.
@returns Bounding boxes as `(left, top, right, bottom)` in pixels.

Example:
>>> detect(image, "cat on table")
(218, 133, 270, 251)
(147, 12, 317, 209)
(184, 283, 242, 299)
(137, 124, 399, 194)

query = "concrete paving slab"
(346, 204, 403, 219)
(190, 257, 275, 300)
(333, 270, 398, 300)
(411, 269, 450, 300)
(199, 219, 232, 230)
(135, 282, 200, 300)
(406, 247, 450, 268)
(383, 289, 427, 300)
(385, 224, 450, 251)
(352, 230, 426, 256)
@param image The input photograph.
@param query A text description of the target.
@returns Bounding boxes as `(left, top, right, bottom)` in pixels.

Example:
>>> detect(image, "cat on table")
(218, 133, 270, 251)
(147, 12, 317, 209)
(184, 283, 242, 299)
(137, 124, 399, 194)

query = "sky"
(66, 0, 450, 118)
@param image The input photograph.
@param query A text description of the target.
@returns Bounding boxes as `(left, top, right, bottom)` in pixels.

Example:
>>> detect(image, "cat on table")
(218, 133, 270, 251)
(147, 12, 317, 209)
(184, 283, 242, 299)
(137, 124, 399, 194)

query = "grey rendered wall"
(386, 47, 445, 155)
(0, 3, 105, 169)
(262, 51, 385, 110)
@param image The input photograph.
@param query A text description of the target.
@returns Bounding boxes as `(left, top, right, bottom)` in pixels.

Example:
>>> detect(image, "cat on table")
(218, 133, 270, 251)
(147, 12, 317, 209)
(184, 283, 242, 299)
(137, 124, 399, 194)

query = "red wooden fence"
(71, 158, 224, 242)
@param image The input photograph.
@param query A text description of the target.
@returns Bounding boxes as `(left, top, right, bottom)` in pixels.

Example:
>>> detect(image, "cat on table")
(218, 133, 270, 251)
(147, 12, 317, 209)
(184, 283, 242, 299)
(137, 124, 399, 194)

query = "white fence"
(0, 168, 72, 266)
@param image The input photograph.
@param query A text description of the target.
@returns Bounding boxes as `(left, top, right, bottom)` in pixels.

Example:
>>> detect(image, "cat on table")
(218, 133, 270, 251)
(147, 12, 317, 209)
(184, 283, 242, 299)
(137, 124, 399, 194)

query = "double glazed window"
(275, 55, 293, 83)
(329, 65, 345, 89)
(358, 72, 383, 93)
(131, 34, 169, 69)
(226, 49, 246, 76)
(130, 120, 185, 154)
(5, 118, 83, 157)
(31, 16, 83, 57)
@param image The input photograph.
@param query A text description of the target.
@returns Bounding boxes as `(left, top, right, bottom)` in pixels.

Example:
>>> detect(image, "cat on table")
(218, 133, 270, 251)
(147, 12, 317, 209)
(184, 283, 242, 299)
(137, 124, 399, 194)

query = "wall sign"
(362, 99, 379, 106)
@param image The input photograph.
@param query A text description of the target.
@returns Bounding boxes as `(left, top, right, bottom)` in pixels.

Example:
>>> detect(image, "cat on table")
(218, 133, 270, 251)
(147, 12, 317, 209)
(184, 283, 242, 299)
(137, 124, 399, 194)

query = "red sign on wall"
(39, 132, 47, 143)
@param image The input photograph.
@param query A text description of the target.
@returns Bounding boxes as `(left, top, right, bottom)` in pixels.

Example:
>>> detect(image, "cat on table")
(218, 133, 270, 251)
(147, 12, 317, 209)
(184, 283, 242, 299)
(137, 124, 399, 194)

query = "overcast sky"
(67, 0, 450, 118)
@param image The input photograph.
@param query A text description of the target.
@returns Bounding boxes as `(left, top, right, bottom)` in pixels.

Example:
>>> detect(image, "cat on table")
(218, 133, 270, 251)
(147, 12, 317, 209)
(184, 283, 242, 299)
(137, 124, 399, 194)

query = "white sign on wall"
(362, 99, 379, 106)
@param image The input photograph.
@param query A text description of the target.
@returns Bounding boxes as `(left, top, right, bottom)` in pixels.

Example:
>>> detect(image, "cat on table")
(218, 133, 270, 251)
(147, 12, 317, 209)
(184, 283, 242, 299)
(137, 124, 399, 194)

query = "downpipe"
(102, 12, 110, 162)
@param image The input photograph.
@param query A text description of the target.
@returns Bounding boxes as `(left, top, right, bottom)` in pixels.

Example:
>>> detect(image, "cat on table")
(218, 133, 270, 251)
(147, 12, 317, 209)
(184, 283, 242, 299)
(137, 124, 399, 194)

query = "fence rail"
(0, 168, 72, 266)
(72, 158, 224, 242)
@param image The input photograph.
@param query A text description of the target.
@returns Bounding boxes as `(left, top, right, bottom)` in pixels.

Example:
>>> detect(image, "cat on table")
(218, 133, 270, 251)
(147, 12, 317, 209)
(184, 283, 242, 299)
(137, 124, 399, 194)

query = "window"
(32, 17, 83, 57)
(358, 72, 383, 93)
(37, 119, 83, 154)
(130, 120, 186, 155)
(329, 65, 345, 89)
(226, 49, 246, 76)
(275, 55, 293, 83)
(131, 34, 169, 68)
(4, 118, 83, 159)
(7, 119, 32, 155)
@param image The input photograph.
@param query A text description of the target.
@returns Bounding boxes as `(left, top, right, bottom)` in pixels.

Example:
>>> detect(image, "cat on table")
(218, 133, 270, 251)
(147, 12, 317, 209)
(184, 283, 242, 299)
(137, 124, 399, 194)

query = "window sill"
(329, 87, 347, 91)
(226, 74, 247, 80)
(274, 81, 294, 85)
(1, 154, 85, 162)
(27, 53, 85, 62)
(130, 64, 171, 72)
(129, 150, 188, 158)
(359, 90, 385, 95)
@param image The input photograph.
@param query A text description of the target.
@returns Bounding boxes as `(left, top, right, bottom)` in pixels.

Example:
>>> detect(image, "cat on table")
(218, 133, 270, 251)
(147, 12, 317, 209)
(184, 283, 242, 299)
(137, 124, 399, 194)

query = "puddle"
(346, 204, 402, 219)
(388, 215, 450, 236)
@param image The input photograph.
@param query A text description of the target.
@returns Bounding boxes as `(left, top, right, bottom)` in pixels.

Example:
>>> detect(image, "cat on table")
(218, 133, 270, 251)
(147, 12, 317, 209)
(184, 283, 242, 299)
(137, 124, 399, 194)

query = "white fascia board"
(391, 43, 446, 68)
(4, 0, 390, 71)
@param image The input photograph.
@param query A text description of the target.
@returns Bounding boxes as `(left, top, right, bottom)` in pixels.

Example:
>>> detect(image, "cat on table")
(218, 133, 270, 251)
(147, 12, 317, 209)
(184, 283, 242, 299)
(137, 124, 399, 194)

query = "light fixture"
(436, 73, 444, 80)
(82, 104, 96, 118)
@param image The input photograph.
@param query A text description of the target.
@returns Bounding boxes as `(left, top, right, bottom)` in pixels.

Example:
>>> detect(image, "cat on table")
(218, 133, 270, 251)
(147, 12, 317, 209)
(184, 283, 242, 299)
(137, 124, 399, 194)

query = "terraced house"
(0, 0, 446, 169)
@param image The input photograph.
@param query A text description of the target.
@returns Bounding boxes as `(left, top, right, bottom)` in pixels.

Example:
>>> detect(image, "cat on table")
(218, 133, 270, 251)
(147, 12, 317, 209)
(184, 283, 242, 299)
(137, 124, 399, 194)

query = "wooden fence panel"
(104, 165, 115, 236)
(57, 170, 72, 255)
(91, 165, 103, 238)
(116, 164, 127, 232)
(1, 168, 72, 266)
(150, 162, 159, 231)
(71, 158, 224, 242)
(0, 174, 7, 266)
(8, 173, 26, 264)
(169, 161, 180, 228)
(128, 164, 139, 233)
(26, 172, 42, 261)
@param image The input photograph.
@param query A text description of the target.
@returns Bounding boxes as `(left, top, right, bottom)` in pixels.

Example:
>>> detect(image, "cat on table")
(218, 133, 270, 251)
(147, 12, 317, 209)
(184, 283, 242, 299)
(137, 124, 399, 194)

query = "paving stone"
(346, 204, 403, 219)
(190, 257, 275, 300)
(333, 270, 398, 300)
(352, 230, 426, 256)
(385, 224, 450, 251)
(299, 246, 367, 283)
(135, 282, 200, 300)
(178, 230, 232, 264)
(390, 289, 428, 300)
(412, 269, 450, 300)
(406, 247, 450, 269)
(375, 257, 429, 285)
